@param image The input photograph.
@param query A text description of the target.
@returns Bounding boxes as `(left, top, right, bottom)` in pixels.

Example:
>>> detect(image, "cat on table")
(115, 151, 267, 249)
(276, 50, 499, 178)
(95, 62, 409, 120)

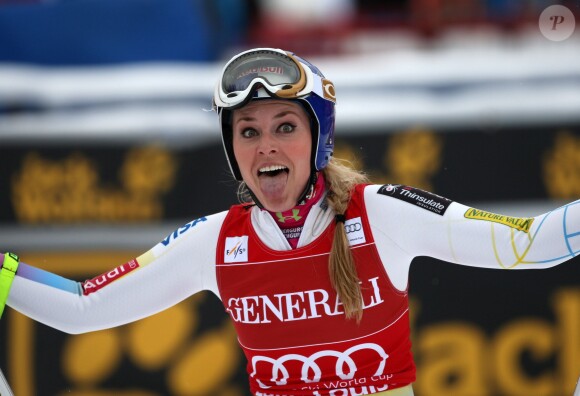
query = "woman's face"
(232, 100, 312, 212)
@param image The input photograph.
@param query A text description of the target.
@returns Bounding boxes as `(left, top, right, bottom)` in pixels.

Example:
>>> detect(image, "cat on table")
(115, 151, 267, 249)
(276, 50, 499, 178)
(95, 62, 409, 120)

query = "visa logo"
(161, 217, 207, 246)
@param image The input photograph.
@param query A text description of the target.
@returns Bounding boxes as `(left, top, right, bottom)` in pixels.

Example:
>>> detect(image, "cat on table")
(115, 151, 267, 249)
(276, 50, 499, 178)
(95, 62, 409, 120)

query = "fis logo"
(224, 236, 249, 263)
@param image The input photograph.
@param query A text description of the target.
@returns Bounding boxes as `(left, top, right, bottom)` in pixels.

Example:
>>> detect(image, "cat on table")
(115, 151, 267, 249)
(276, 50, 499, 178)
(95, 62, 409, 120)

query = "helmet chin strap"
(246, 170, 319, 210)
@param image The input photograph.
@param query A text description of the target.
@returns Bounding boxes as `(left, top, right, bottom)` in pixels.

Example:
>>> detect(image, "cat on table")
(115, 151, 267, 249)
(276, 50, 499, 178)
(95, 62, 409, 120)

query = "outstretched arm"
(1, 212, 225, 334)
(366, 185, 578, 289)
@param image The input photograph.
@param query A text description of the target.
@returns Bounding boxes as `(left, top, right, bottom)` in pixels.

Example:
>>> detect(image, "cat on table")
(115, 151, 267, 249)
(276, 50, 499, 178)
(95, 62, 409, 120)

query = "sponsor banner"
(0, 125, 578, 225)
(0, 144, 233, 225)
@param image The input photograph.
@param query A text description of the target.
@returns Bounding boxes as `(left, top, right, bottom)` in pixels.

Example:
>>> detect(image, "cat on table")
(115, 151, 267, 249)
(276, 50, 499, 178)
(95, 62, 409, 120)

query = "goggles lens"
(220, 50, 306, 104)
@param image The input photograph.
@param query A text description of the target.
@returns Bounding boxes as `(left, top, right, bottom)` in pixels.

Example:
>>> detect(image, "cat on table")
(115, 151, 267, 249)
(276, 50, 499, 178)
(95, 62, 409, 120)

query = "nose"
(258, 133, 278, 156)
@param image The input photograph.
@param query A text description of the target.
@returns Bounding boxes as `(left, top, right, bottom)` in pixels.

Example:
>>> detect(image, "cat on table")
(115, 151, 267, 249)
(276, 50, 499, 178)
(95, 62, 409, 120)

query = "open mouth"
(258, 165, 289, 177)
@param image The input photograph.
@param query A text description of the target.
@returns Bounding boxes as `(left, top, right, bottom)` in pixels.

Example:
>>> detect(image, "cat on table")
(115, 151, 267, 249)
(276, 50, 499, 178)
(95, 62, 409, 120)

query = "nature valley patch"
(464, 208, 534, 233)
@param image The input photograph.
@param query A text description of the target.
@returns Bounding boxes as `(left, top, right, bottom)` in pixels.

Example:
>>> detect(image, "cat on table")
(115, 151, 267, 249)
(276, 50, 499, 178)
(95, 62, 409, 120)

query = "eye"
(278, 123, 295, 133)
(240, 128, 258, 138)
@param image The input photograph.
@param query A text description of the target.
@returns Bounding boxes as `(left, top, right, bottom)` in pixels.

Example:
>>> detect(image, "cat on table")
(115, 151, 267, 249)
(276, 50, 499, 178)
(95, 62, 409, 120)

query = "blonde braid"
(323, 157, 370, 323)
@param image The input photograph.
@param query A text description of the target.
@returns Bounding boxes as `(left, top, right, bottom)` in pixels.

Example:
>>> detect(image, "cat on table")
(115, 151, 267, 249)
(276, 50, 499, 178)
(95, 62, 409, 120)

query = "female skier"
(1, 48, 578, 396)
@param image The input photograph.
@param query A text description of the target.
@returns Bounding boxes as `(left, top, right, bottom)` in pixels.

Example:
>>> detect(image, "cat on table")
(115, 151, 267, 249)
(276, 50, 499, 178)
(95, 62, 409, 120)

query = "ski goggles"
(214, 48, 334, 109)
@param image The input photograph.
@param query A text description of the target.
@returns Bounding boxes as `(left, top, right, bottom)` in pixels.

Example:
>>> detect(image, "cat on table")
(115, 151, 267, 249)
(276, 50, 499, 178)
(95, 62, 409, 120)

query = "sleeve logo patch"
(464, 208, 534, 233)
(377, 184, 452, 216)
(82, 259, 140, 296)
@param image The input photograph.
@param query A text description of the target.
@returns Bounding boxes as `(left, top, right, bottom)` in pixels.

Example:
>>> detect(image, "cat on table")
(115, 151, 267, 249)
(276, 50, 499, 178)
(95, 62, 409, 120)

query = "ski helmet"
(213, 48, 336, 181)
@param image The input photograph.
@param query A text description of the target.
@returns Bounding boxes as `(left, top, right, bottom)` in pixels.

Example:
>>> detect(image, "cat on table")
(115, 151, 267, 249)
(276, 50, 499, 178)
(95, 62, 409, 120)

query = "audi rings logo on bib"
(344, 217, 365, 246)
(251, 343, 389, 388)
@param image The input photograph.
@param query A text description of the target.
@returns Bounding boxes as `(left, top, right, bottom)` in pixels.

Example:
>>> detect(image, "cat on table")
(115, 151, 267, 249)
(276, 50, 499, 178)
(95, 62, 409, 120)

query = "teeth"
(259, 165, 288, 173)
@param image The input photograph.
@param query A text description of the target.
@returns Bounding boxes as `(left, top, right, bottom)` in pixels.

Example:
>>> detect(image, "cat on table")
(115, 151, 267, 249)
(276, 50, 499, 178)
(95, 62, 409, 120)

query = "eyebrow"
(235, 110, 300, 123)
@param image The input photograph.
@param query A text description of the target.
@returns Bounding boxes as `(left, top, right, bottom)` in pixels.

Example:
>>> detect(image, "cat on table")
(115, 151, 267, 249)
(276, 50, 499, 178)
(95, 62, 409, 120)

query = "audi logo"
(344, 222, 362, 234)
(251, 343, 389, 387)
